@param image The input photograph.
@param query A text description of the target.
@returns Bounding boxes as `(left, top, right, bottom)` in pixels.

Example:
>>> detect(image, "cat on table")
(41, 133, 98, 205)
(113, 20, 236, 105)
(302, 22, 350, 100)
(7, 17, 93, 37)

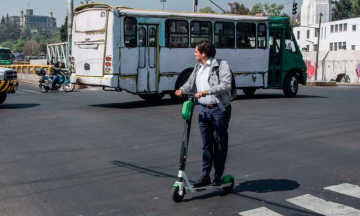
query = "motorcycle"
(36, 67, 75, 93)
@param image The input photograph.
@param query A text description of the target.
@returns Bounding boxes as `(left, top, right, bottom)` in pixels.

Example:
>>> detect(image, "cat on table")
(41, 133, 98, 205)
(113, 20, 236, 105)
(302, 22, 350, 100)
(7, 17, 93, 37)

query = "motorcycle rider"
(51, 62, 61, 89)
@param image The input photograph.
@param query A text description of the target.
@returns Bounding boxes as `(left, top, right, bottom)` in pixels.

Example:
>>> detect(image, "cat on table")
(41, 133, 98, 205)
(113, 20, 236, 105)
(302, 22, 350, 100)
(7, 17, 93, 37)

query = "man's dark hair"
(196, 41, 216, 58)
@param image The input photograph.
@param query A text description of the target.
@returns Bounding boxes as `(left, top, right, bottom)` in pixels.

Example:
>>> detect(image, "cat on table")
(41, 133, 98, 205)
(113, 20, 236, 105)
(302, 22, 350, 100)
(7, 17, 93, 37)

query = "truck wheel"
(242, 88, 256, 96)
(283, 72, 298, 97)
(0, 92, 7, 105)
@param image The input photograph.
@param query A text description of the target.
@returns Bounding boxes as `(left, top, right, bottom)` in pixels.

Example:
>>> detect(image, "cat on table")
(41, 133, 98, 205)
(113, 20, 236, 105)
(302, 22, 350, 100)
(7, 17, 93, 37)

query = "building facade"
(294, 17, 360, 52)
(4, 9, 57, 29)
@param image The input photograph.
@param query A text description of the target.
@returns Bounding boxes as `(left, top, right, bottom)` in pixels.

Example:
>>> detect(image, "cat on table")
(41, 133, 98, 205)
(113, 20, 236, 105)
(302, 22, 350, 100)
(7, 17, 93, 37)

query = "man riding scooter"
(50, 62, 61, 90)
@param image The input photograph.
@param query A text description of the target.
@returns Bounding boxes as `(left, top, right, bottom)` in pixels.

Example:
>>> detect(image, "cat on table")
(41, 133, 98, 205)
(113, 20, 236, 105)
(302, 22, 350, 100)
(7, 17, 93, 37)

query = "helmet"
(54, 62, 61, 68)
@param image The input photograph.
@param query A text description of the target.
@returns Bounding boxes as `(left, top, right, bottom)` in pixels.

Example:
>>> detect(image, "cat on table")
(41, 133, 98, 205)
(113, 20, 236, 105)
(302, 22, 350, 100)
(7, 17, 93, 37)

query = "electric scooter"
(171, 93, 235, 203)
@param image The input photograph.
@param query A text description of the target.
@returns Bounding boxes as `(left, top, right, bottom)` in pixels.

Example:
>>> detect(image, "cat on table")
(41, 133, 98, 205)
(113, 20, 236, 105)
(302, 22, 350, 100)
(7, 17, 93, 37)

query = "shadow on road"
(0, 103, 40, 109)
(184, 179, 321, 215)
(235, 94, 328, 100)
(90, 98, 180, 109)
(235, 179, 300, 193)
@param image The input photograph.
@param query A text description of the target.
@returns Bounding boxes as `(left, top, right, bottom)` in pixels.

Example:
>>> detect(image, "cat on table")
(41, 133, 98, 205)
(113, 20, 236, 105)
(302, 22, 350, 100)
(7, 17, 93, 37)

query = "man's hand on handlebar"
(175, 89, 183, 97)
(195, 91, 208, 99)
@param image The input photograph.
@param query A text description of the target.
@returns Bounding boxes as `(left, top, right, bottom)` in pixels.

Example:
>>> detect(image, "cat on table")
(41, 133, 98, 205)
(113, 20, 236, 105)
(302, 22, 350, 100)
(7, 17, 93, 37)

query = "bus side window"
(124, 17, 137, 48)
(285, 30, 297, 53)
(214, 22, 235, 48)
(257, 23, 267, 49)
(165, 20, 189, 48)
(237, 23, 256, 48)
(190, 21, 212, 48)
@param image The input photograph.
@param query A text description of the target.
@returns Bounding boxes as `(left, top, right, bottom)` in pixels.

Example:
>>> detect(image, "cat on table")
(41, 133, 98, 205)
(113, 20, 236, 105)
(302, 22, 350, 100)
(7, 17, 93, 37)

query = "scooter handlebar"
(182, 93, 196, 98)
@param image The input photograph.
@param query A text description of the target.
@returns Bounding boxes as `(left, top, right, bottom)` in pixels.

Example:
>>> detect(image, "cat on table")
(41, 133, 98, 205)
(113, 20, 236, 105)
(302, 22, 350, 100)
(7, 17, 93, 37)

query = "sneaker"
(193, 176, 211, 188)
(212, 177, 222, 186)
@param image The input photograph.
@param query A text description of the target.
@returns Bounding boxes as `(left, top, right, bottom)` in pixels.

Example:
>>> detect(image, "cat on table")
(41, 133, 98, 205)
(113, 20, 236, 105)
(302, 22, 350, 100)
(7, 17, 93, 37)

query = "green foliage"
(264, 3, 285, 17)
(249, 3, 264, 15)
(332, 0, 360, 21)
(0, 20, 61, 56)
(227, 2, 250, 15)
(13, 40, 26, 53)
(60, 17, 68, 42)
(1, 40, 15, 49)
(0, 23, 21, 43)
(199, 7, 217, 14)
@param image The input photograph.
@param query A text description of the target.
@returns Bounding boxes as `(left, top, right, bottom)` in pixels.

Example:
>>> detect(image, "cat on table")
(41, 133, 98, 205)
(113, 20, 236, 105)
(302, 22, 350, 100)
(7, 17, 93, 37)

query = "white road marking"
(239, 207, 283, 216)
(325, 183, 360, 199)
(287, 194, 360, 216)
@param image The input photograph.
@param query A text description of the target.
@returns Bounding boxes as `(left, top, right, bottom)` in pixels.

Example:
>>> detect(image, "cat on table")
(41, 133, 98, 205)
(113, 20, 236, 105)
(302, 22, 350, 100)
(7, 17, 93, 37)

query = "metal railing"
(0, 65, 53, 75)
(46, 42, 69, 69)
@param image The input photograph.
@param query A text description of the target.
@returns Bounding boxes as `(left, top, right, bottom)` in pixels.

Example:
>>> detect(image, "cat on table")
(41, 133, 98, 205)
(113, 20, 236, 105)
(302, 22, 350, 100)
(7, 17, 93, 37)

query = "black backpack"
(216, 59, 237, 101)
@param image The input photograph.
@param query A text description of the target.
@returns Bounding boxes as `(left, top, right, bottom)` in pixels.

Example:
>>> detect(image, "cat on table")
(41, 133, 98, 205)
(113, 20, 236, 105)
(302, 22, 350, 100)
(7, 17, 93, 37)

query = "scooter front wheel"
(63, 82, 75, 92)
(171, 186, 186, 203)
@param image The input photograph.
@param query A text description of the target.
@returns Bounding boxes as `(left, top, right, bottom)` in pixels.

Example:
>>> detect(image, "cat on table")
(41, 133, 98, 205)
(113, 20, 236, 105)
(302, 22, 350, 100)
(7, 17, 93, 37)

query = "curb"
(306, 81, 337, 87)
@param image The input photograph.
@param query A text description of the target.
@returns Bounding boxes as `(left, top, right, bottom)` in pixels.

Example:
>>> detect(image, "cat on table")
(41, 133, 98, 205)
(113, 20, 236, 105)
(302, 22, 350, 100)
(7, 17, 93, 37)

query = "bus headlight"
(105, 68, 111, 73)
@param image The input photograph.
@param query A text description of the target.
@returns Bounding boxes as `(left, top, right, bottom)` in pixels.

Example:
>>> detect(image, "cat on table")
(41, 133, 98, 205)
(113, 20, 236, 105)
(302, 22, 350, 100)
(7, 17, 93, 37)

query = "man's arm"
(208, 61, 232, 95)
(179, 64, 198, 93)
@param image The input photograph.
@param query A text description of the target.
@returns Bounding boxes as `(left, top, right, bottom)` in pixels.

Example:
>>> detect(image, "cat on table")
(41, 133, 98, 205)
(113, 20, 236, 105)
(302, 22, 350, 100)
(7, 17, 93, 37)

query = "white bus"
(71, 3, 307, 100)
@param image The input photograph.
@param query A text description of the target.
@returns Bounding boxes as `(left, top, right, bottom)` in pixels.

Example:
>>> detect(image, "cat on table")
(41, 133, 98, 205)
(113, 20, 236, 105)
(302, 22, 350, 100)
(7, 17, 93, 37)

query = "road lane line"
(239, 207, 283, 216)
(21, 89, 41, 94)
(287, 194, 360, 216)
(325, 183, 360, 199)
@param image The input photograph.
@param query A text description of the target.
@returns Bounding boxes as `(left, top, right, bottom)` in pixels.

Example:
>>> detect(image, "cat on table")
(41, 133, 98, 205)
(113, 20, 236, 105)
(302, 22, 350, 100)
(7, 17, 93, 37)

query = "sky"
(0, 0, 303, 26)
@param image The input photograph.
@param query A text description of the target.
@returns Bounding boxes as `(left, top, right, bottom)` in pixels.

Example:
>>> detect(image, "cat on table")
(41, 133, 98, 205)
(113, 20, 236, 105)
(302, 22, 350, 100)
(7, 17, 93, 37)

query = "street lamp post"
(160, 0, 167, 11)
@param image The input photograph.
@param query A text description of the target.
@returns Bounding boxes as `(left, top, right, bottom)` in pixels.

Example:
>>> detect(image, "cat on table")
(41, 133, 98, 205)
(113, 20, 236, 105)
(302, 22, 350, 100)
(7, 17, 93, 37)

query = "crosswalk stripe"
(239, 207, 283, 216)
(325, 183, 360, 199)
(287, 194, 360, 216)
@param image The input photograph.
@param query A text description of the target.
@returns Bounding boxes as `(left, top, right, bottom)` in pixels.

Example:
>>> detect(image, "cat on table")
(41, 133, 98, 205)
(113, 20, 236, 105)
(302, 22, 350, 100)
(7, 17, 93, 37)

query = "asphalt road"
(0, 83, 360, 216)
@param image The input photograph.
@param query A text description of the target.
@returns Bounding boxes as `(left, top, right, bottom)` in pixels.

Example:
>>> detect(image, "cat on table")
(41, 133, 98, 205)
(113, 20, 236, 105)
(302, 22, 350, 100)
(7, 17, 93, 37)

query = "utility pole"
(67, 0, 73, 43)
(315, 12, 322, 81)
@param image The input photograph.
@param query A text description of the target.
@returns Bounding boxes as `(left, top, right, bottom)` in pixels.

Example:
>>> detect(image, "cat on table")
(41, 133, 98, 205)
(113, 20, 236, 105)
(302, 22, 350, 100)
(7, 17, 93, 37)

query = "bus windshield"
(75, 10, 107, 32)
(0, 49, 11, 60)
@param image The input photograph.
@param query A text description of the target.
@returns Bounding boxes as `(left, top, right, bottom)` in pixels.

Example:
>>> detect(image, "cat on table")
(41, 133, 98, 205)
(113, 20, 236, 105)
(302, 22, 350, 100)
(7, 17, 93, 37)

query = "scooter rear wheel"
(222, 178, 235, 193)
(39, 84, 49, 93)
(171, 186, 185, 203)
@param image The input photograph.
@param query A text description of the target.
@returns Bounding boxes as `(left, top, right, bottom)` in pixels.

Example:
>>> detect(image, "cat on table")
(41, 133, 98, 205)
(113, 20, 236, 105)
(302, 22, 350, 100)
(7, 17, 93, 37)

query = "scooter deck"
(186, 182, 233, 192)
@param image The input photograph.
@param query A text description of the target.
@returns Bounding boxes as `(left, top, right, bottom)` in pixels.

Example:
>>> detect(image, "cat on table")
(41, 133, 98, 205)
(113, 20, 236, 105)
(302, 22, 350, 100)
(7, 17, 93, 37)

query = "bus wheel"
(171, 70, 192, 103)
(283, 72, 298, 97)
(243, 88, 256, 96)
(139, 93, 165, 101)
(0, 92, 7, 105)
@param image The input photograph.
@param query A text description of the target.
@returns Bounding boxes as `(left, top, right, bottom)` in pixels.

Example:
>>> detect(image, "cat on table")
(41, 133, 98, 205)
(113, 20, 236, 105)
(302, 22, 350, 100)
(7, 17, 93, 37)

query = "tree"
(332, 0, 360, 21)
(1, 40, 15, 49)
(227, 2, 250, 15)
(60, 17, 68, 42)
(290, 11, 301, 27)
(199, 7, 217, 14)
(332, 0, 353, 20)
(249, 3, 264, 15)
(13, 40, 26, 53)
(23, 41, 40, 56)
(264, 3, 285, 17)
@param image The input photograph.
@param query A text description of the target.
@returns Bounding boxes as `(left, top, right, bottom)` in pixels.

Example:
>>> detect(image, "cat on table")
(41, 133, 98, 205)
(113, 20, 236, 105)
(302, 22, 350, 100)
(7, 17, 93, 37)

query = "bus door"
(268, 29, 283, 88)
(138, 24, 159, 92)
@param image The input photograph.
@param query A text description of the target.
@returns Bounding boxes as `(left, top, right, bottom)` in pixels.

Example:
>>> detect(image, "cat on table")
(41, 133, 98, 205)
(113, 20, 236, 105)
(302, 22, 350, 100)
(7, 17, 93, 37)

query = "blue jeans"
(199, 104, 232, 179)
(51, 75, 58, 87)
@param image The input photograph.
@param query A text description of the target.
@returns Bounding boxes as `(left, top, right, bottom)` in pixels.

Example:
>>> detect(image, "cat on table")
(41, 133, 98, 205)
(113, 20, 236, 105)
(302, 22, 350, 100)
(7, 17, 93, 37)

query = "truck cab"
(0, 67, 18, 105)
